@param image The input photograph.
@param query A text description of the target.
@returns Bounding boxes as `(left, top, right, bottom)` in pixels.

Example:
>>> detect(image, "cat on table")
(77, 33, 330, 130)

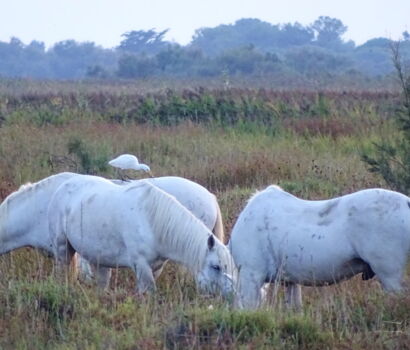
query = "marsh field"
(0, 79, 409, 349)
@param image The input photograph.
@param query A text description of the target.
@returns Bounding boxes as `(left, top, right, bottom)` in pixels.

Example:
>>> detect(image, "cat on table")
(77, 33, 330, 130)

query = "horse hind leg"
(152, 259, 168, 280)
(366, 255, 406, 292)
(50, 216, 76, 281)
(285, 283, 303, 310)
(53, 238, 76, 282)
(362, 262, 375, 281)
(74, 253, 112, 289)
(74, 253, 93, 281)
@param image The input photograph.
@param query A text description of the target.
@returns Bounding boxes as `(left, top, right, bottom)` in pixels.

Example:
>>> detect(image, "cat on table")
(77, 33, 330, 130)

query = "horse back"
(148, 176, 218, 231)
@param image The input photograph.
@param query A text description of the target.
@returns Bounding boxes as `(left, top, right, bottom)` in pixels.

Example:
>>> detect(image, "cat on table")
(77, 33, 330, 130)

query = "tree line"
(0, 16, 409, 80)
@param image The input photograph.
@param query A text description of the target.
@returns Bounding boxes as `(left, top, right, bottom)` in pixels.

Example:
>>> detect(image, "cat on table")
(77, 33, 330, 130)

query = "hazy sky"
(0, 0, 409, 48)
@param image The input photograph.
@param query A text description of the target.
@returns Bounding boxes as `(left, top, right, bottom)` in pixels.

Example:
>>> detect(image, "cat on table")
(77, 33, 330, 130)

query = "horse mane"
(2, 172, 76, 207)
(266, 184, 284, 191)
(246, 184, 283, 203)
(139, 181, 210, 272)
(18, 182, 32, 191)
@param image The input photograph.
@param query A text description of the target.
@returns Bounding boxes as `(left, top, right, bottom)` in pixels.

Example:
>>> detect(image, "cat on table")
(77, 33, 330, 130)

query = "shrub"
(361, 42, 410, 194)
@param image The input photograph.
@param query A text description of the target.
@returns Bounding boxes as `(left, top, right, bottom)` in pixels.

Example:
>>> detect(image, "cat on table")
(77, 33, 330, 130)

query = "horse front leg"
(133, 259, 156, 295)
(285, 282, 303, 310)
(235, 268, 265, 309)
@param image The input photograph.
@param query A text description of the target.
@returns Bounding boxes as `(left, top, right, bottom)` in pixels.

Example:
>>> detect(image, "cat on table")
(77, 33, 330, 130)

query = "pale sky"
(0, 0, 409, 48)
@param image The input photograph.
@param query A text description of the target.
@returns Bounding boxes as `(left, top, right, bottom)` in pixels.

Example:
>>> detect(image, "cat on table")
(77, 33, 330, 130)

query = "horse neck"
(155, 213, 209, 272)
(158, 229, 208, 273)
(0, 198, 39, 254)
(0, 174, 74, 255)
(143, 183, 209, 272)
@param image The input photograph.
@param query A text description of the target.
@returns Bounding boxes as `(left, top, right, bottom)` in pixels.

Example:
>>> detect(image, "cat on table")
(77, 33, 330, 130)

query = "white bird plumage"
(108, 154, 150, 172)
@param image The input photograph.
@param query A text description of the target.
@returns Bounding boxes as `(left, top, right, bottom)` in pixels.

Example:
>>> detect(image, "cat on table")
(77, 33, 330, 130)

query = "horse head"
(196, 235, 238, 299)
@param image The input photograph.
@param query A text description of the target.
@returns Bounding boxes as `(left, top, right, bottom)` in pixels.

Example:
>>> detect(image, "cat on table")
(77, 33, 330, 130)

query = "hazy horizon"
(0, 0, 409, 49)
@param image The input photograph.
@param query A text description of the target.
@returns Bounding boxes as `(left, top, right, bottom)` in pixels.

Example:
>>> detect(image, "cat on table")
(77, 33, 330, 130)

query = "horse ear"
(207, 235, 215, 250)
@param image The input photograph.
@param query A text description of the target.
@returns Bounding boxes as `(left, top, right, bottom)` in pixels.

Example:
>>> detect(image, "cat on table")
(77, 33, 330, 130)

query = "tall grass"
(0, 84, 399, 127)
(0, 83, 408, 349)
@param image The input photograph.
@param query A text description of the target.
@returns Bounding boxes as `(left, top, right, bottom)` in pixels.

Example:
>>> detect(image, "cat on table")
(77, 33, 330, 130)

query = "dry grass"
(0, 84, 408, 349)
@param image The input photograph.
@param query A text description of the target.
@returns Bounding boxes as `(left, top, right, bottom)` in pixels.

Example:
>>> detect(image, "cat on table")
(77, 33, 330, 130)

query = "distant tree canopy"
(190, 18, 315, 55)
(0, 16, 409, 80)
(118, 29, 170, 55)
(311, 16, 348, 49)
(0, 38, 117, 79)
(286, 46, 353, 75)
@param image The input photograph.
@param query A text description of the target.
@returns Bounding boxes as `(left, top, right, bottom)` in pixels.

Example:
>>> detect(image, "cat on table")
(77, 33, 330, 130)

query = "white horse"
(0, 172, 78, 257)
(76, 176, 225, 287)
(0, 172, 225, 285)
(229, 185, 410, 309)
(47, 175, 236, 296)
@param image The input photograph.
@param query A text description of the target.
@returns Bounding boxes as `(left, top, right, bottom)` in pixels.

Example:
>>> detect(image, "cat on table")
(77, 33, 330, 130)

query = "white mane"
(1, 172, 75, 207)
(1, 182, 33, 206)
(246, 184, 285, 205)
(18, 182, 32, 191)
(139, 181, 210, 272)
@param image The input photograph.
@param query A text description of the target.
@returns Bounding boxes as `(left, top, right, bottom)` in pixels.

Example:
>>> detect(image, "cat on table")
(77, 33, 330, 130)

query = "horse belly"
(66, 218, 129, 268)
(280, 236, 358, 285)
(284, 258, 364, 286)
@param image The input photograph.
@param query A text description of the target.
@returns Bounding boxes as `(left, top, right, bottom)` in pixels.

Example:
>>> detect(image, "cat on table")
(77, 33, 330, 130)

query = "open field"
(0, 82, 409, 349)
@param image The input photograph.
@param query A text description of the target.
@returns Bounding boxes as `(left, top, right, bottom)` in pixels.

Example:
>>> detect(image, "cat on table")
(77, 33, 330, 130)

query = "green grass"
(0, 83, 408, 349)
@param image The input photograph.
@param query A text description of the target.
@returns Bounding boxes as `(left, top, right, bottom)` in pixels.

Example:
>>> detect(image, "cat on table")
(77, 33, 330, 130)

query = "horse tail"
(212, 196, 225, 243)
(69, 252, 80, 282)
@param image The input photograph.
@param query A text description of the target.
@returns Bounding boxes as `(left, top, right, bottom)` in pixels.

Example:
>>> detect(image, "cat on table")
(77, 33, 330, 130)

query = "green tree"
(190, 18, 314, 56)
(216, 45, 281, 75)
(311, 16, 347, 49)
(285, 46, 352, 74)
(362, 42, 410, 194)
(86, 64, 110, 79)
(117, 54, 157, 78)
(156, 45, 204, 75)
(277, 22, 314, 47)
(49, 40, 117, 79)
(118, 29, 169, 55)
(353, 38, 393, 76)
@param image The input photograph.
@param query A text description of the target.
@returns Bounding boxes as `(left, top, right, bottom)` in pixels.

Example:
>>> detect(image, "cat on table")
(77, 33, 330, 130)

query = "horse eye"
(211, 265, 221, 272)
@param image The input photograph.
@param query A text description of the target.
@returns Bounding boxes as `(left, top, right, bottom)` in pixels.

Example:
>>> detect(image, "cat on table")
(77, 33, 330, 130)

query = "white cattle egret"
(108, 154, 151, 180)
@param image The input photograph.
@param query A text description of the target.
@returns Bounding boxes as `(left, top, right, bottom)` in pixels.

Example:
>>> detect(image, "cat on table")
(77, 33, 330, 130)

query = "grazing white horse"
(229, 185, 410, 309)
(0, 172, 78, 256)
(0, 172, 226, 289)
(76, 175, 225, 287)
(48, 175, 236, 296)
